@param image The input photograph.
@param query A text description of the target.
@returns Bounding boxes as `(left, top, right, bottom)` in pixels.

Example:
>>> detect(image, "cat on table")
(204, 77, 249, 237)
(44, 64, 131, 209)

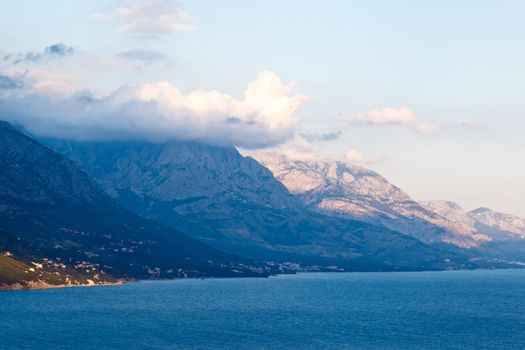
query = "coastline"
(0, 280, 125, 292)
(4, 264, 525, 292)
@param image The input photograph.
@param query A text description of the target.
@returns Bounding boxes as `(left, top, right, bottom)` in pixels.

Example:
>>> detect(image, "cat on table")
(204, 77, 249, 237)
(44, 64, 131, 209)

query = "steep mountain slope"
(47, 139, 466, 271)
(251, 153, 483, 248)
(0, 121, 266, 289)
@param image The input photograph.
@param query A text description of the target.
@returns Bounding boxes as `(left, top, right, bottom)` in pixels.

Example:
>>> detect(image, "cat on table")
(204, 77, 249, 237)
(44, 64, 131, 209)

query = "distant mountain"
(420, 201, 525, 241)
(418, 200, 489, 241)
(47, 139, 466, 271)
(251, 153, 484, 248)
(419, 200, 525, 260)
(0, 121, 266, 289)
(469, 207, 525, 240)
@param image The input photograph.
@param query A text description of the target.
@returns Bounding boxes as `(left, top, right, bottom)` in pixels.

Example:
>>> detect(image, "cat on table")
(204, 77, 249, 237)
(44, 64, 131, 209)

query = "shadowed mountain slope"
(0, 121, 266, 289)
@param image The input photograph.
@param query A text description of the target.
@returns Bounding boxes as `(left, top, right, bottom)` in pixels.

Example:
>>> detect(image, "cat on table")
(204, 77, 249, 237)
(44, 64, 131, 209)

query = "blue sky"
(1, 0, 524, 216)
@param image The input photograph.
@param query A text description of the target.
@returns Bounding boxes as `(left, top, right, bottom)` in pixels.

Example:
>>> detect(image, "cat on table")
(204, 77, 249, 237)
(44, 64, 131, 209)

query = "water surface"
(2, 270, 525, 349)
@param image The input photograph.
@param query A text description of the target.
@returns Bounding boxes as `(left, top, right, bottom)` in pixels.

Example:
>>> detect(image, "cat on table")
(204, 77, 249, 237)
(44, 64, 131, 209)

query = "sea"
(1, 269, 525, 349)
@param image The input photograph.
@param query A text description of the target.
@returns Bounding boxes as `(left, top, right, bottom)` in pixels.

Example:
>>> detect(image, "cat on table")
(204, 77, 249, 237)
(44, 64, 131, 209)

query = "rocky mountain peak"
(251, 151, 482, 248)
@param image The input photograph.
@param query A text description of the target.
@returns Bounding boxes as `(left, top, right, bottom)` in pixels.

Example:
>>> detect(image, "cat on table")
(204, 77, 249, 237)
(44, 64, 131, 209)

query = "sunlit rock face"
(468, 207, 525, 240)
(251, 152, 485, 248)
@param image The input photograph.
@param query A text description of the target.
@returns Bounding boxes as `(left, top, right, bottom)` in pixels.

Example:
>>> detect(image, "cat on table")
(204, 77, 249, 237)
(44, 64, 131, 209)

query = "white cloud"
(272, 135, 317, 160)
(344, 149, 383, 164)
(241, 133, 321, 162)
(0, 70, 306, 149)
(348, 106, 440, 135)
(0, 67, 81, 96)
(244, 140, 384, 168)
(353, 106, 417, 126)
(345, 149, 365, 163)
(95, 0, 198, 37)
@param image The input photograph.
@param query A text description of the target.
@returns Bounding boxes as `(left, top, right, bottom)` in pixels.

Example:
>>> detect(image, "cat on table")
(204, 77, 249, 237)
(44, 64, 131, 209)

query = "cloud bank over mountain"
(0, 69, 306, 148)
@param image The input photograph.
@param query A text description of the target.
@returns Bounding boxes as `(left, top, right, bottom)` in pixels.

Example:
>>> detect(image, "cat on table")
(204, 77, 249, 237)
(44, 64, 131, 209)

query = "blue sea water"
(1, 270, 525, 350)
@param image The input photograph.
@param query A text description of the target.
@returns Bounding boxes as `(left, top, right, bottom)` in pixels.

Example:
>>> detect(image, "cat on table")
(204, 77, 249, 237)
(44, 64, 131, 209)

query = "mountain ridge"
(46, 138, 469, 271)
(420, 200, 525, 241)
(0, 121, 268, 289)
(250, 152, 486, 248)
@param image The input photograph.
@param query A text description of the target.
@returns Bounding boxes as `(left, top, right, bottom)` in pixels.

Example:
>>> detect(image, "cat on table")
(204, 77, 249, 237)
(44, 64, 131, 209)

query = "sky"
(1, 0, 524, 216)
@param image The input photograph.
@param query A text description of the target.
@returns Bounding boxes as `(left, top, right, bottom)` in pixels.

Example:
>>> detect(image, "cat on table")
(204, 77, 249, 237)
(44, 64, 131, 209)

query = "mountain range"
(251, 153, 483, 246)
(251, 152, 525, 259)
(419, 200, 525, 259)
(46, 139, 460, 271)
(1, 119, 524, 289)
(0, 121, 267, 289)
